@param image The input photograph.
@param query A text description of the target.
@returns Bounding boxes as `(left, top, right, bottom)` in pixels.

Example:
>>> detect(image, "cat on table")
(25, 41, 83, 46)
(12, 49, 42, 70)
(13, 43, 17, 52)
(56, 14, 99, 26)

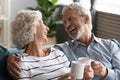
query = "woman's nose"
(46, 26, 49, 31)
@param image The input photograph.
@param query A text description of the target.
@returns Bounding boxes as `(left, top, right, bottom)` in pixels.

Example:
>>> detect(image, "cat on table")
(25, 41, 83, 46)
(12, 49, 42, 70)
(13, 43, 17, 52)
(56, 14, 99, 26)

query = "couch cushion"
(8, 48, 23, 54)
(8, 45, 53, 54)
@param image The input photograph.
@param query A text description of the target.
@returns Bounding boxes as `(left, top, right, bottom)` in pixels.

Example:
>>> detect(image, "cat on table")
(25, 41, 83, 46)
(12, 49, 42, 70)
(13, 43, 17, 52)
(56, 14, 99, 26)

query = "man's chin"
(69, 35, 78, 40)
(69, 33, 81, 40)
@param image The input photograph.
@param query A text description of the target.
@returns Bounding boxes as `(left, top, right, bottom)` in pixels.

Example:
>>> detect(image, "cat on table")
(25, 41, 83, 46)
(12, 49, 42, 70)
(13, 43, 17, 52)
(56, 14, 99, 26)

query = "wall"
(10, 0, 37, 47)
(11, 0, 37, 21)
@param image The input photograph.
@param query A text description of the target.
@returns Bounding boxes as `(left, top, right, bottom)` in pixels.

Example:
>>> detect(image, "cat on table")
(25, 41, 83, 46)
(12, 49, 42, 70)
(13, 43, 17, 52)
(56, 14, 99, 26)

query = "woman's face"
(36, 19, 49, 43)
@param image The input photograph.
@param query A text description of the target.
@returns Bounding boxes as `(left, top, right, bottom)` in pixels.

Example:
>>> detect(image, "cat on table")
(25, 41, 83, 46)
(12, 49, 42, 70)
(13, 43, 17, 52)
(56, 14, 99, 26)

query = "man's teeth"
(69, 27, 75, 32)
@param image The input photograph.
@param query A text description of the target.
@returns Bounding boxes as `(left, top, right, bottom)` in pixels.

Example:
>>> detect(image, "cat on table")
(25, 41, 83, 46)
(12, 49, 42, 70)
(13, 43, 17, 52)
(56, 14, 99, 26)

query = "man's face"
(62, 9, 85, 40)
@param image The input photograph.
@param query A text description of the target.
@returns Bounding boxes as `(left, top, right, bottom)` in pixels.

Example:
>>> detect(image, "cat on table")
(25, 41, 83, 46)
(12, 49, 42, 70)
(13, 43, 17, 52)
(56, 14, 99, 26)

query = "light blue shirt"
(54, 36, 120, 80)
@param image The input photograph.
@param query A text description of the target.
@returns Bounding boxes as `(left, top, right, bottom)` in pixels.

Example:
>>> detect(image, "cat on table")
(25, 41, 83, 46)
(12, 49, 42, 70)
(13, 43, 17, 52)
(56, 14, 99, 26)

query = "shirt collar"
(72, 34, 102, 47)
(93, 35, 103, 44)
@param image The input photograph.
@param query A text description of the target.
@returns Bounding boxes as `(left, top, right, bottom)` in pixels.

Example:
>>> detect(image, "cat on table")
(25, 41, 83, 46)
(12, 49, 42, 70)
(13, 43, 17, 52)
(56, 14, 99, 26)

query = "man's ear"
(84, 15, 89, 24)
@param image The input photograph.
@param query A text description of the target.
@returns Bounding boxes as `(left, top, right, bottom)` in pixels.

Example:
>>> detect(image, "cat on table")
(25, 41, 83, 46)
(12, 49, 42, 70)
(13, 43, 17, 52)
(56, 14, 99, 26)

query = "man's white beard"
(69, 26, 84, 40)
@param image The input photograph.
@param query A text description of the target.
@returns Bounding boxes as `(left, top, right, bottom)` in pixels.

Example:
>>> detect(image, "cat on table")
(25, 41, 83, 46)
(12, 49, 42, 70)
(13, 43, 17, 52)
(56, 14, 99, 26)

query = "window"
(94, 0, 120, 15)
(0, 0, 10, 47)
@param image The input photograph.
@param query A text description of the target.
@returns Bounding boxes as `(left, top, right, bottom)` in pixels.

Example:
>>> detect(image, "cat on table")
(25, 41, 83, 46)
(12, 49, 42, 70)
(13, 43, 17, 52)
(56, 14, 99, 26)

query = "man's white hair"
(11, 10, 42, 49)
(62, 2, 92, 30)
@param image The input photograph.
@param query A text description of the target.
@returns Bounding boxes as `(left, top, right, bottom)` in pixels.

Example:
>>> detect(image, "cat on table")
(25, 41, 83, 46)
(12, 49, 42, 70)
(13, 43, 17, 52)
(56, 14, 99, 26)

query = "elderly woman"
(11, 10, 74, 80)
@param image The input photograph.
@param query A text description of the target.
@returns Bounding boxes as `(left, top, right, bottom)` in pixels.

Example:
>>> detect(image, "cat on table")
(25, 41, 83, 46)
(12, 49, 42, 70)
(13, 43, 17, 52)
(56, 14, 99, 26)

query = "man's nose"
(65, 21, 71, 28)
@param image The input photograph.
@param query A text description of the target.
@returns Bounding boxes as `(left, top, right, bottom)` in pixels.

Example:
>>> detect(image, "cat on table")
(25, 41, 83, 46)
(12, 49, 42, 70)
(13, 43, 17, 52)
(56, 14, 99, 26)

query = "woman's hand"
(7, 54, 21, 79)
(83, 65, 94, 80)
(58, 73, 75, 80)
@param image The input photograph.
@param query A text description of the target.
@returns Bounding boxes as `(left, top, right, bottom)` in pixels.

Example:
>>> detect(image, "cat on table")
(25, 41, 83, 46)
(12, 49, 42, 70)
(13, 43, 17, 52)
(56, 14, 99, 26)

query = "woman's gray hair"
(62, 2, 92, 30)
(11, 10, 42, 49)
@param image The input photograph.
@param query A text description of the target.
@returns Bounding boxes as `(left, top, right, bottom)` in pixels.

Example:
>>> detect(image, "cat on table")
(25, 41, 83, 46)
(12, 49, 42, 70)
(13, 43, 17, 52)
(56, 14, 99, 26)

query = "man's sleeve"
(0, 45, 14, 80)
(104, 41, 120, 80)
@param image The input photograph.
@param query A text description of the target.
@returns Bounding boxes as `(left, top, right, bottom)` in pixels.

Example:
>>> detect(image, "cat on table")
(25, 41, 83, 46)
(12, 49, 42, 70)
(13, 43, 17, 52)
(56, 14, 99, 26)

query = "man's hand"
(91, 61, 108, 78)
(7, 54, 21, 79)
(83, 65, 94, 80)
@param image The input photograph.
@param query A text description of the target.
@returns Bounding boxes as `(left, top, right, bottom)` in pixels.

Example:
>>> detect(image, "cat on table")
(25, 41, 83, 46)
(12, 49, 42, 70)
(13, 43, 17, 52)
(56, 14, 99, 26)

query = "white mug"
(78, 57, 92, 65)
(71, 61, 85, 79)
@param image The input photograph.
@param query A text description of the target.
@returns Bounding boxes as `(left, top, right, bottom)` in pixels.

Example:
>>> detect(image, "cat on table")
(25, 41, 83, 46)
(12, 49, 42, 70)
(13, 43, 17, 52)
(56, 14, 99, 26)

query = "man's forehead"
(63, 9, 79, 17)
(63, 9, 77, 15)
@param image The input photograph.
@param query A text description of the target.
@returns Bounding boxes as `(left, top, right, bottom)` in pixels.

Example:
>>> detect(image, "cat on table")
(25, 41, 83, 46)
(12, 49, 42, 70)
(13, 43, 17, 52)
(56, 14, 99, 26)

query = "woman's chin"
(44, 38, 48, 43)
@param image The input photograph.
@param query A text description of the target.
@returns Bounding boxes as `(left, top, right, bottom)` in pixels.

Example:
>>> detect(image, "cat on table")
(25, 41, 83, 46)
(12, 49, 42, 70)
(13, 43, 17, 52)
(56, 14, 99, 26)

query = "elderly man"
(54, 2, 120, 80)
(7, 2, 120, 80)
